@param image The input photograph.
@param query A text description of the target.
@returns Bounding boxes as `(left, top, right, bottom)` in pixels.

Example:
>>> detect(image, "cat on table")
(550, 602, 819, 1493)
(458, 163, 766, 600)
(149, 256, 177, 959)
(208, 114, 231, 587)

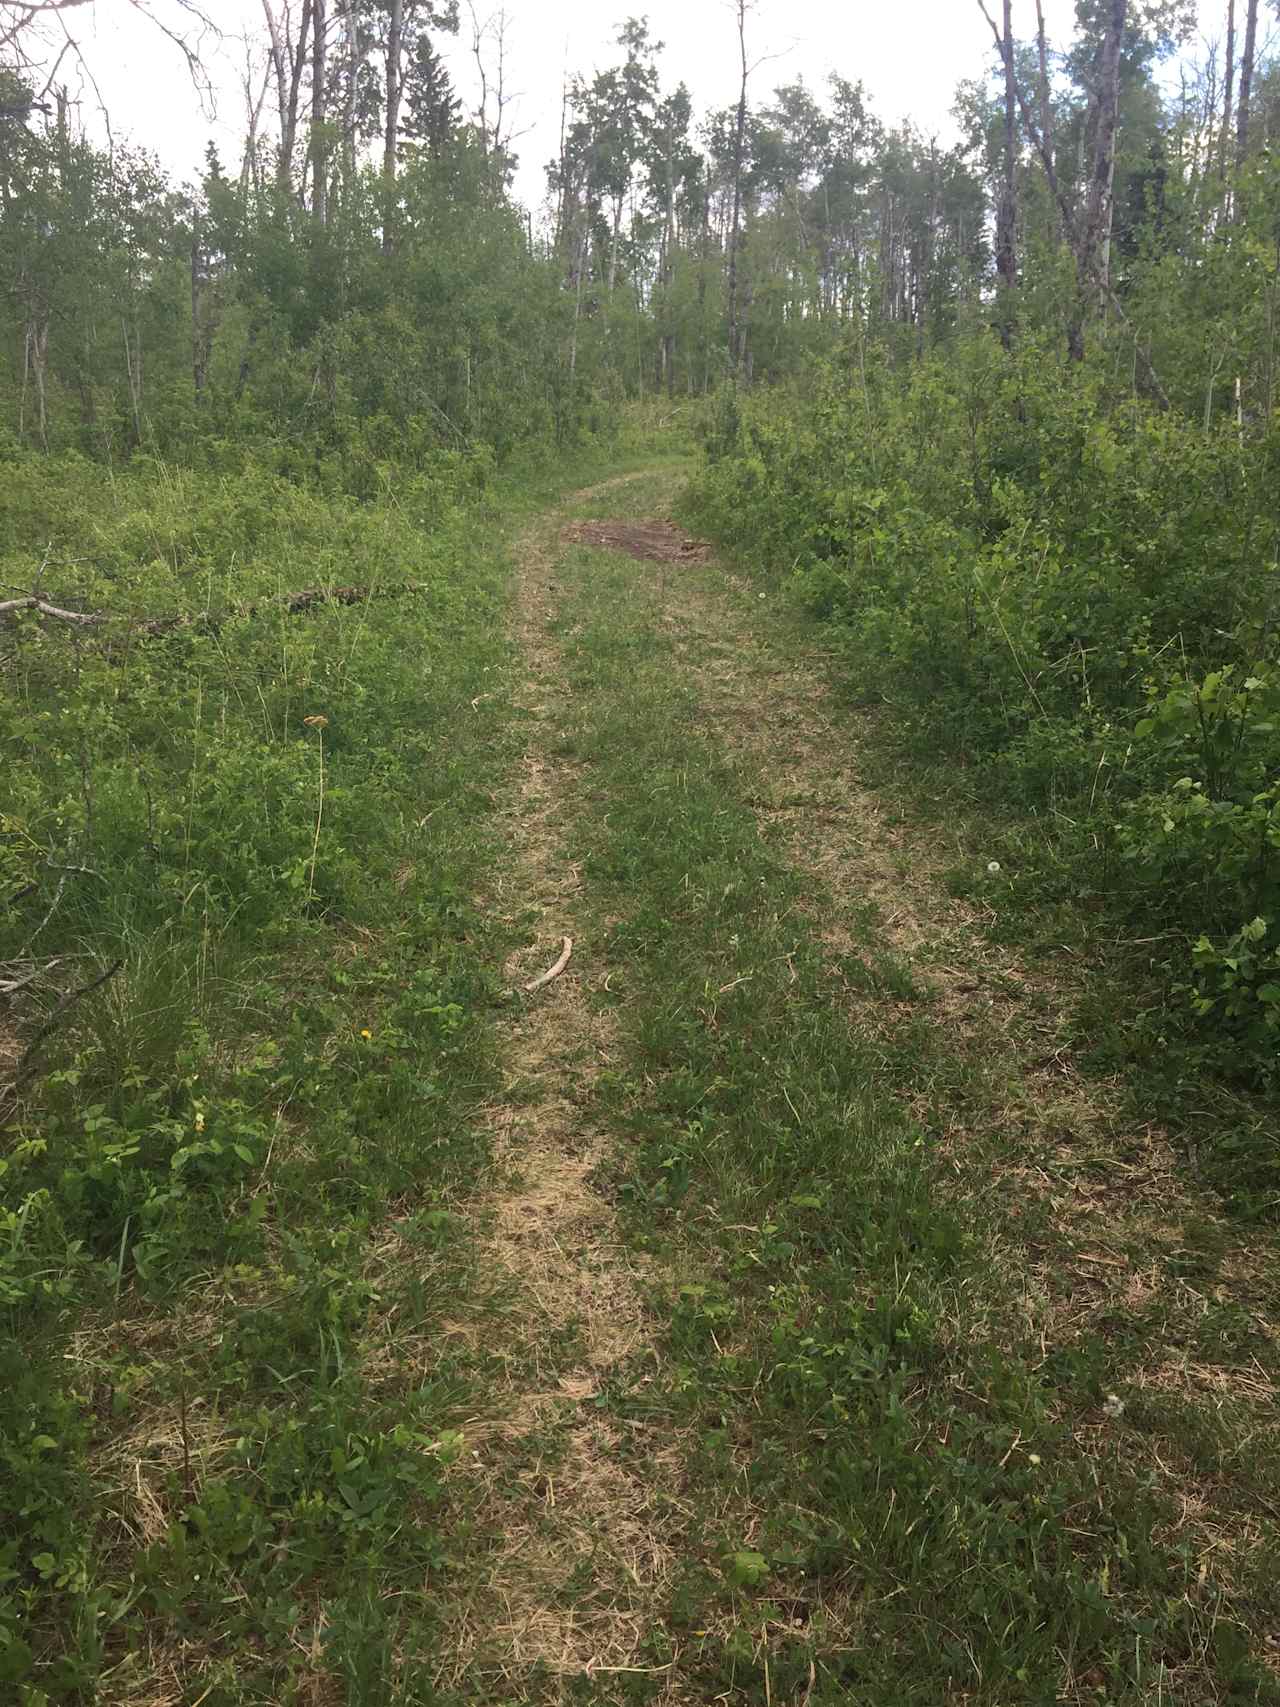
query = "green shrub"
(685, 337, 1280, 1083)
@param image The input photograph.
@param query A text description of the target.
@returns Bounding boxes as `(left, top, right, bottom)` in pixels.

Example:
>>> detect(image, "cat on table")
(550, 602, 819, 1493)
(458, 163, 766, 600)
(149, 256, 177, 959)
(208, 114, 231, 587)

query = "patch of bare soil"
(438, 483, 684, 1700)
(563, 518, 711, 565)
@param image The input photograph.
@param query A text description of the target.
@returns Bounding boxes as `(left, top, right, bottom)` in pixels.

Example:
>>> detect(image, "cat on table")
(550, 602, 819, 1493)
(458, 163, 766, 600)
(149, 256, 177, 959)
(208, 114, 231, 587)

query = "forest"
(3, 0, 1280, 1701)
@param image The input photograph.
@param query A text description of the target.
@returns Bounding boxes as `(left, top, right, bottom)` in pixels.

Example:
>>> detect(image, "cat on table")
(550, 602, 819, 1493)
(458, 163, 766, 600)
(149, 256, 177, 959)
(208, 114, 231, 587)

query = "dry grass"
(432, 480, 686, 1699)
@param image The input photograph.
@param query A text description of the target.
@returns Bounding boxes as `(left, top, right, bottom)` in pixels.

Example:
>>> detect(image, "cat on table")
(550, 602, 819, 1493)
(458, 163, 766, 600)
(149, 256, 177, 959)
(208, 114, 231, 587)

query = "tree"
(726, 0, 751, 376)
(402, 21, 459, 156)
(311, 0, 327, 223)
(994, 0, 1018, 344)
(261, 0, 313, 199)
(1235, 0, 1259, 155)
(977, 0, 1141, 369)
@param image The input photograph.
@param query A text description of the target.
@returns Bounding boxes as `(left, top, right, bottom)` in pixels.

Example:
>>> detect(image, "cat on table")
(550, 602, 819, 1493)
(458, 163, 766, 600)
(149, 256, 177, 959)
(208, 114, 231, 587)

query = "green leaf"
(726, 1549, 770, 1588)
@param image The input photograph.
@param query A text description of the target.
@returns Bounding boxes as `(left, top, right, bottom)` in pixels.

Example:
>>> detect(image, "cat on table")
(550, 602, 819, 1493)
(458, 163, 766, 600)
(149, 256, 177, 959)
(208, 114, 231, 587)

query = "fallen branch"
(0, 957, 64, 996)
(1, 582, 425, 640)
(2, 957, 124, 1103)
(0, 595, 105, 626)
(525, 936, 572, 993)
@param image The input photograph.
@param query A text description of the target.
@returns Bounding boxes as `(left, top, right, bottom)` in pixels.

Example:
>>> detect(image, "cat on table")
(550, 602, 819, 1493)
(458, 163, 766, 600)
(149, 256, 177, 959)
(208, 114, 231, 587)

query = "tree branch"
(2, 581, 431, 638)
(3, 957, 124, 1102)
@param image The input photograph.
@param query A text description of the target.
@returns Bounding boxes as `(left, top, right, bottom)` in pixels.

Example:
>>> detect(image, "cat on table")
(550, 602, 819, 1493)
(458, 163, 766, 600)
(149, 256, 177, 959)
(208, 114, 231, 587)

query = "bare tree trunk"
(239, 48, 270, 195)
(1219, 0, 1236, 178)
(262, 0, 289, 156)
(568, 220, 587, 392)
(608, 199, 622, 294)
(1235, 0, 1259, 158)
(382, 0, 403, 253)
(1099, 126, 1119, 297)
(191, 228, 217, 402)
(25, 314, 49, 450)
(121, 315, 143, 442)
(726, 0, 750, 376)
(468, 1, 490, 156)
(1068, 0, 1125, 360)
(263, 0, 312, 199)
(995, 0, 1018, 345)
(311, 0, 327, 225)
(191, 233, 203, 399)
(341, 0, 358, 186)
(663, 140, 676, 398)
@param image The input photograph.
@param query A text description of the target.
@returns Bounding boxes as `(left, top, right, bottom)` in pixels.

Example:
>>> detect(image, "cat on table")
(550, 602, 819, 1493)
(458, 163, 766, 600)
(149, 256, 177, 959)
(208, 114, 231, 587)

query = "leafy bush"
(685, 337, 1280, 1084)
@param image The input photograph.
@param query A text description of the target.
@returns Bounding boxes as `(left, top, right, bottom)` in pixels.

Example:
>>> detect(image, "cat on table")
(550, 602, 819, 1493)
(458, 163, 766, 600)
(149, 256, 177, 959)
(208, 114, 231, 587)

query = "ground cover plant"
(0, 442, 533, 1700)
(684, 342, 1280, 1170)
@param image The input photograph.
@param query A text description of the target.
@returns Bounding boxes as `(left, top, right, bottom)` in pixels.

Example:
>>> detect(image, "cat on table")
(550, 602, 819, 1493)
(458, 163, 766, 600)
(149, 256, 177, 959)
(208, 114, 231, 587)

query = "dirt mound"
(563, 518, 711, 565)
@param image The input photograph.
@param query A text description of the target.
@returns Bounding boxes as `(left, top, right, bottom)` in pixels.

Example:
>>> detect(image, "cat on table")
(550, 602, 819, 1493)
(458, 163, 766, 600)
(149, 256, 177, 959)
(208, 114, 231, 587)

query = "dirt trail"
(574, 478, 1280, 1373)
(442, 486, 682, 1699)
(441, 470, 1276, 1693)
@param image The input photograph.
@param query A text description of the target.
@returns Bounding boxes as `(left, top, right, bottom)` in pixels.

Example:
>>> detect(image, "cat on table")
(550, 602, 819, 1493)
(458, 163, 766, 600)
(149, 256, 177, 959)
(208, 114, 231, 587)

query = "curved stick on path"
(525, 936, 572, 993)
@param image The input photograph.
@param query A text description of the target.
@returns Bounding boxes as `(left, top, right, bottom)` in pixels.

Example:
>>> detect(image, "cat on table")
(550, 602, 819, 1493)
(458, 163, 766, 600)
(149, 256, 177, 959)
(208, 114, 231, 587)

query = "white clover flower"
(1028, 1453, 1041, 1466)
(987, 860, 1001, 875)
(1103, 1393, 1125, 1420)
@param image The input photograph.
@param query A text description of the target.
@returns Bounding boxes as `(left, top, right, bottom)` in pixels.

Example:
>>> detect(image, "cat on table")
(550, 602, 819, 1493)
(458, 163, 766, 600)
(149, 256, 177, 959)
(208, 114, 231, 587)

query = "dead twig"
(525, 936, 572, 993)
(0, 956, 64, 996)
(3, 957, 124, 1101)
(1, 582, 427, 640)
(0, 595, 104, 626)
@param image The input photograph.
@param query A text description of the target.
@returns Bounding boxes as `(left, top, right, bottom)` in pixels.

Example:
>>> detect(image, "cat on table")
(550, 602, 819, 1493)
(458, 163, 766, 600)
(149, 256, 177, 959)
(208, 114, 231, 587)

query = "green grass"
(536, 514, 1280, 1705)
(0, 443, 686, 1705)
(6, 443, 1279, 1704)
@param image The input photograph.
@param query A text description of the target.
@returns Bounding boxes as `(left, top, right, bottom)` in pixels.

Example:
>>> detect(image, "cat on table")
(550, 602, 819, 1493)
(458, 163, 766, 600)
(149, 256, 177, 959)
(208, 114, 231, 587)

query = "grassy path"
(11, 459, 1279, 1704)
(434, 485, 678, 1694)
(455, 464, 1280, 1705)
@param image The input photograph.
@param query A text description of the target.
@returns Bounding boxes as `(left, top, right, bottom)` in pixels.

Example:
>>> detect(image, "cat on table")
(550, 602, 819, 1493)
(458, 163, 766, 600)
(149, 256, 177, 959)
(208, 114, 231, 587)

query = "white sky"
(43, 0, 1209, 213)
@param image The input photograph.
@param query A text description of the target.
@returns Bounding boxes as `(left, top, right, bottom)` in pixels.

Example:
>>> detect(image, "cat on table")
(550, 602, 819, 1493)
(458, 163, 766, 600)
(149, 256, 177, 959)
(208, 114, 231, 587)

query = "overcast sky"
(45, 0, 1211, 213)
